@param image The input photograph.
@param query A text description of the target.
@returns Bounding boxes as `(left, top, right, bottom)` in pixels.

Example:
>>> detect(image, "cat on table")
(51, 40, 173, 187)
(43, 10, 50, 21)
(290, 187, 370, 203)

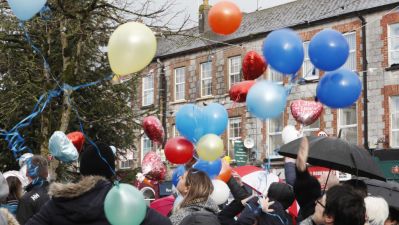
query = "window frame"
(267, 67, 284, 84)
(174, 67, 186, 101)
(390, 96, 399, 148)
(337, 104, 358, 144)
(228, 55, 242, 88)
(388, 23, 399, 66)
(141, 134, 153, 161)
(142, 73, 154, 107)
(228, 117, 242, 155)
(267, 115, 284, 156)
(342, 32, 357, 71)
(302, 41, 319, 80)
(200, 61, 212, 97)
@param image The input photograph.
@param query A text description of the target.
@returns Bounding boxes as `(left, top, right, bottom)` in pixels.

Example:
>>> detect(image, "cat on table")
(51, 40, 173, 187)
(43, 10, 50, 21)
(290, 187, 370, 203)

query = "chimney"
(198, 0, 211, 33)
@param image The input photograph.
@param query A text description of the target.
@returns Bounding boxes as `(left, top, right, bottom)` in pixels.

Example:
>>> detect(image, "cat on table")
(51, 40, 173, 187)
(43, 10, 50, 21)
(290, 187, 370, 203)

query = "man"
(16, 155, 50, 225)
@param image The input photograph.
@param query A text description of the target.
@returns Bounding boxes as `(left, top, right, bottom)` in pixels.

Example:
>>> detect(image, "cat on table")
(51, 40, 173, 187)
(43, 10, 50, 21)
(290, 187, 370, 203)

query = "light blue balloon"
(193, 159, 222, 178)
(49, 131, 78, 163)
(175, 104, 205, 143)
(246, 81, 287, 120)
(202, 103, 228, 135)
(7, 0, 47, 21)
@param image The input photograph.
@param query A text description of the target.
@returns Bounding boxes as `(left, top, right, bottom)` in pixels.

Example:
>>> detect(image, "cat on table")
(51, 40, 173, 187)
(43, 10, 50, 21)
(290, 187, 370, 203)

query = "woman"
(170, 168, 219, 225)
(1, 176, 23, 216)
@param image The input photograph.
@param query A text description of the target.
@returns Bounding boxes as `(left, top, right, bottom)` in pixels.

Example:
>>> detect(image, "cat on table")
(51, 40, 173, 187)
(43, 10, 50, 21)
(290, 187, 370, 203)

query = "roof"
(157, 0, 399, 58)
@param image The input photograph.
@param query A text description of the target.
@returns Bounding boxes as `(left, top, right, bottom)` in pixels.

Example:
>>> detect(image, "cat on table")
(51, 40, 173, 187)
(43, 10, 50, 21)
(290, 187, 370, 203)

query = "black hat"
(79, 142, 115, 179)
(267, 182, 295, 210)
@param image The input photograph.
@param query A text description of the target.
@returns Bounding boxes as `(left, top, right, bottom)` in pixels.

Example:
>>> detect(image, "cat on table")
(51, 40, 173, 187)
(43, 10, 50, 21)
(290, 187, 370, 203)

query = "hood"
(49, 176, 112, 222)
(186, 198, 220, 214)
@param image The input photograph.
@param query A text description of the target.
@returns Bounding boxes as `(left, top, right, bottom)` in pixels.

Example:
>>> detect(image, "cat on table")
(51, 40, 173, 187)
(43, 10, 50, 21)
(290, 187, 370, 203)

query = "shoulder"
(1, 208, 20, 225)
(49, 176, 109, 199)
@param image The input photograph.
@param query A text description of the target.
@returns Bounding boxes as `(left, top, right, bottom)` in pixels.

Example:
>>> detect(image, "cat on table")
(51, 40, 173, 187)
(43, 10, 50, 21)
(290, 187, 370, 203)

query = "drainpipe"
(157, 59, 167, 148)
(359, 15, 369, 150)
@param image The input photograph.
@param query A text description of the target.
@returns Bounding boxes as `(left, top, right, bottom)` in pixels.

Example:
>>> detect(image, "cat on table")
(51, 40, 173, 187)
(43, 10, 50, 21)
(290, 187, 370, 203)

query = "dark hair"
(324, 185, 366, 225)
(6, 176, 22, 201)
(342, 179, 368, 198)
(388, 207, 399, 222)
(79, 142, 115, 179)
(267, 182, 295, 210)
(29, 155, 48, 179)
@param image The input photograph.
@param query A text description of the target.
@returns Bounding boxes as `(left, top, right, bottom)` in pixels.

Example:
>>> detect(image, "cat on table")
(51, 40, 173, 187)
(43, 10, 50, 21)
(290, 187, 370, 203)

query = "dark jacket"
(16, 181, 50, 225)
(170, 199, 220, 225)
(25, 176, 171, 225)
(218, 200, 245, 225)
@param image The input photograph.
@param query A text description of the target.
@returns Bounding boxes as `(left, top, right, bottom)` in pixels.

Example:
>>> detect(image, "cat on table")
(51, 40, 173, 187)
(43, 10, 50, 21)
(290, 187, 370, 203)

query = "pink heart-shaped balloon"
(141, 151, 166, 181)
(142, 116, 165, 145)
(290, 100, 323, 126)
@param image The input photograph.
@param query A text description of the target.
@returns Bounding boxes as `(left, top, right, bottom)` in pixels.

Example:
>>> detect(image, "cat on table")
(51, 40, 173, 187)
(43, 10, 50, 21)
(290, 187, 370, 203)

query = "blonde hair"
(179, 168, 213, 208)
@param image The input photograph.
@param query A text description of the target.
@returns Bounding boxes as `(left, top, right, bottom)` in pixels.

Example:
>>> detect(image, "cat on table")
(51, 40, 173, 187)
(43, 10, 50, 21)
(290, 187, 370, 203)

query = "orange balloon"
(208, 1, 242, 35)
(217, 158, 232, 183)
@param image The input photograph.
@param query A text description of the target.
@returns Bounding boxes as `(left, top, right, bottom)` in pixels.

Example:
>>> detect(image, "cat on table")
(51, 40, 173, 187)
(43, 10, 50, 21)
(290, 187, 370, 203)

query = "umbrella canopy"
(278, 136, 385, 181)
(362, 179, 399, 209)
(150, 195, 175, 216)
(233, 165, 279, 195)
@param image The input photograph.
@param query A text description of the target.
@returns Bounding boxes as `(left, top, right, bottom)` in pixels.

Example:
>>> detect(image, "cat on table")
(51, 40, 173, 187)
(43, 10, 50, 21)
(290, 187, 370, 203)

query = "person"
(0, 172, 20, 225)
(16, 155, 50, 225)
(342, 179, 368, 198)
(299, 194, 326, 225)
(170, 168, 220, 225)
(364, 196, 389, 225)
(1, 176, 23, 215)
(385, 207, 399, 225)
(317, 172, 339, 191)
(26, 142, 171, 225)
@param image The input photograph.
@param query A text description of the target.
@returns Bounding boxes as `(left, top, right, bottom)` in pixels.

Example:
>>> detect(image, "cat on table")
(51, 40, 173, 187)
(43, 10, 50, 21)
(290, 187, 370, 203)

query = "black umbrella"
(362, 178, 399, 209)
(278, 136, 385, 181)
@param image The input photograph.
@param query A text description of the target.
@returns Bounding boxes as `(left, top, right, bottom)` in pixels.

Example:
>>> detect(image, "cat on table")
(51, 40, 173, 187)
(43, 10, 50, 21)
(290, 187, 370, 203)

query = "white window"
(338, 105, 358, 144)
(303, 42, 319, 79)
(173, 125, 180, 137)
(201, 62, 212, 97)
(174, 67, 185, 101)
(341, 32, 356, 71)
(120, 150, 134, 169)
(141, 134, 153, 161)
(268, 115, 283, 155)
(229, 56, 242, 87)
(390, 96, 399, 147)
(388, 23, 399, 66)
(142, 74, 154, 106)
(303, 119, 321, 136)
(268, 67, 283, 84)
(228, 117, 242, 152)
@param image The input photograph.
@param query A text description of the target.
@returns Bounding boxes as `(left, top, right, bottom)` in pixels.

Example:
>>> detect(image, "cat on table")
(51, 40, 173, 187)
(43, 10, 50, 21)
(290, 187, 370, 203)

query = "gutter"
(157, 59, 167, 148)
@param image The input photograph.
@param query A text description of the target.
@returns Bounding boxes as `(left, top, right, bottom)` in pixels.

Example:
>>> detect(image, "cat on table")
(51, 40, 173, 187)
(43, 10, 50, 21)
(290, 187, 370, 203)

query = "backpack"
(179, 208, 221, 225)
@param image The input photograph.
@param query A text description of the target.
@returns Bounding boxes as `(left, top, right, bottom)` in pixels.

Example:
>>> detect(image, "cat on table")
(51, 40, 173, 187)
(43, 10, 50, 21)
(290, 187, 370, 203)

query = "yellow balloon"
(108, 22, 157, 76)
(223, 156, 232, 164)
(197, 134, 224, 162)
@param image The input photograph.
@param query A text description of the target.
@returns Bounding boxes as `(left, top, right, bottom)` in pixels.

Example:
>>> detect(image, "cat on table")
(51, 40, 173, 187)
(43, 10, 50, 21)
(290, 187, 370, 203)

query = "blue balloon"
(172, 165, 186, 187)
(309, 29, 349, 71)
(202, 103, 228, 135)
(175, 104, 205, 143)
(246, 81, 287, 120)
(193, 159, 222, 178)
(316, 69, 361, 108)
(263, 28, 304, 74)
(7, 0, 47, 21)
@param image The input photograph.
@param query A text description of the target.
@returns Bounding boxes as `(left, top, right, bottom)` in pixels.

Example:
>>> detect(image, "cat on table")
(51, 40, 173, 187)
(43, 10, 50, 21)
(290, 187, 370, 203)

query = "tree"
(0, 0, 188, 177)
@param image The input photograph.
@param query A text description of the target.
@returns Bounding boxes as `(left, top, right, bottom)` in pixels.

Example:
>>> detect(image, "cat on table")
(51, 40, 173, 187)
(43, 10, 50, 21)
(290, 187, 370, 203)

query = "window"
(341, 32, 356, 71)
(388, 23, 399, 66)
(268, 67, 284, 84)
(268, 115, 283, 155)
(228, 117, 242, 152)
(338, 105, 358, 144)
(303, 42, 319, 79)
(120, 150, 133, 169)
(142, 74, 154, 106)
(390, 96, 399, 147)
(174, 67, 185, 101)
(201, 62, 212, 97)
(229, 56, 242, 87)
(303, 119, 321, 136)
(141, 134, 153, 161)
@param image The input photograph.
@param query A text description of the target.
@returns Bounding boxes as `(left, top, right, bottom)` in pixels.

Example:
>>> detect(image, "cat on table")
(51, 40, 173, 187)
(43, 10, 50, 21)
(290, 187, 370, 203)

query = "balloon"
(217, 159, 232, 183)
(282, 125, 302, 144)
(104, 184, 147, 225)
(309, 29, 349, 71)
(208, 1, 242, 35)
(172, 165, 186, 187)
(210, 180, 230, 205)
(290, 100, 323, 126)
(142, 116, 165, 145)
(223, 156, 232, 164)
(263, 28, 304, 74)
(7, 0, 46, 21)
(316, 69, 361, 108)
(202, 103, 228, 136)
(246, 81, 287, 120)
(197, 134, 224, 162)
(164, 137, 194, 164)
(193, 159, 222, 178)
(66, 131, 85, 153)
(49, 131, 79, 163)
(141, 152, 167, 181)
(229, 81, 256, 102)
(242, 51, 267, 80)
(108, 22, 157, 76)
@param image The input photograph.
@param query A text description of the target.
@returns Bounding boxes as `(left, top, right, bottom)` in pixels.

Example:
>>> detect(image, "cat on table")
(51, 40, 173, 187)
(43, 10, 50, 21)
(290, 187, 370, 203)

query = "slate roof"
(157, 0, 399, 58)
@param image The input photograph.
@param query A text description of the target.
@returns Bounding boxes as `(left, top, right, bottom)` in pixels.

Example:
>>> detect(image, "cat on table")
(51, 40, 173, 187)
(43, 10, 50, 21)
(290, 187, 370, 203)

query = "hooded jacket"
(0, 208, 20, 225)
(170, 199, 220, 225)
(25, 176, 171, 225)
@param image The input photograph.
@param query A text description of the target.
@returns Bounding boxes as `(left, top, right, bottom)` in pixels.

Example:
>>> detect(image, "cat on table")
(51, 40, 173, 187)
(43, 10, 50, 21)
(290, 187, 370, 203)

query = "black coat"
(16, 181, 50, 225)
(25, 176, 171, 225)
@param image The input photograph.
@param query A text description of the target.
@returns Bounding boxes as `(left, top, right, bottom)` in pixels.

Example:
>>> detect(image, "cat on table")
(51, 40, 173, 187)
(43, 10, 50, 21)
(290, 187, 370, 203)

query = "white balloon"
(282, 125, 302, 144)
(210, 180, 230, 205)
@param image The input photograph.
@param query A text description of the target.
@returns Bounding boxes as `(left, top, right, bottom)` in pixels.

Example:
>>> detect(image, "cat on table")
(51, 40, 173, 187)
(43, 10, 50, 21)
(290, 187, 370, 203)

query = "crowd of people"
(0, 137, 398, 225)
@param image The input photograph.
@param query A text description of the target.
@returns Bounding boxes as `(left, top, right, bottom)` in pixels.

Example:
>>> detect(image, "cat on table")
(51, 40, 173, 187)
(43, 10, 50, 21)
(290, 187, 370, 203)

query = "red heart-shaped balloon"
(66, 131, 85, 153)
(242, 51, 267, 80)
(143, 116, 165, 145)
(229, 80, 256, 102)
(142, 151, 167, 181)
(290, 100, 323, 126)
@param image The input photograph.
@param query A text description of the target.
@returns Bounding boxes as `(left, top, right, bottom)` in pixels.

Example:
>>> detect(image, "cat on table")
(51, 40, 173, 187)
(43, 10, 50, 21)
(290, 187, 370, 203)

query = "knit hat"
(79, 142, 115, 179)
(267, 182, 295, 210)
(0, 173, 9, 202)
